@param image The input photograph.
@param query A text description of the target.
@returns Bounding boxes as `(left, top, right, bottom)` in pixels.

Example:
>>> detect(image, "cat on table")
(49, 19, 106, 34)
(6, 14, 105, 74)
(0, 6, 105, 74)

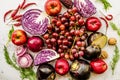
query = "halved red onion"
(17, 53, 33, 68)
(74, 0, 96, 18)
(21, 9, 49, 35)
(15, 45, 27, 57)
(34, 49, 59, 66)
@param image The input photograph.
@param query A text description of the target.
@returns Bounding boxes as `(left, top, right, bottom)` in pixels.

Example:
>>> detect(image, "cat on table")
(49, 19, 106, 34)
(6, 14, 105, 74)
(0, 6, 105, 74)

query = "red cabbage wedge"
(74, 0, 96, 18)
(22, 9, 49, 35)
(34, 49, 59, 66)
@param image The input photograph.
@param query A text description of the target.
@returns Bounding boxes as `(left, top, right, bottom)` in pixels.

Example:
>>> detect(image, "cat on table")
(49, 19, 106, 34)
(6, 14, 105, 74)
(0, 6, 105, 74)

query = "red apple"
(55, 58, 69, 75)
(90, 59, 108, 74)
(11, 30, 27, 46)
(45, 0, 62, 16)
(27, 36, 44, 52)
(85, 17, 101, 32)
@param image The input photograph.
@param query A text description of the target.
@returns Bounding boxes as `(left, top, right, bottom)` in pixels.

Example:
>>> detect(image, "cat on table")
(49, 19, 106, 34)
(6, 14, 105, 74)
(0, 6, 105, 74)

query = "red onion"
(15, 45, 27, 57)
(17, 53, 33, 68)
(21, 9, 49, 35)
(74, 0, 96, 18)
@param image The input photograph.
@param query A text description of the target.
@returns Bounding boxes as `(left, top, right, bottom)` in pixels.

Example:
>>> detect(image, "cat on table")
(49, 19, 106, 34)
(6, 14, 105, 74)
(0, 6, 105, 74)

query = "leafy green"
(110, 45, 120, 75)
(97, 0, 112, 10)
(6, 26, 14, 45)
(3, 46, 37, 80)
(4, 46, 19, 70)
(110, 22, 120, 36)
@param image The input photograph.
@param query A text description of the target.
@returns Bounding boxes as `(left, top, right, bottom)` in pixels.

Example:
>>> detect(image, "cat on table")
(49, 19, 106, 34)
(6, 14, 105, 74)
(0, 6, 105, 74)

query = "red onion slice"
(22, 9, 49, 35)
(17, 54, 33, 68)
(15, 45, 27, 57)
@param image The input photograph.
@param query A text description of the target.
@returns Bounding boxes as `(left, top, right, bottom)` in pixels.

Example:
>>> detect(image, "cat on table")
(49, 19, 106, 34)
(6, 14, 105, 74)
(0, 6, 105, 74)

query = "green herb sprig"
(110, 22, 120, 36)
(4, 46, 36, 80)
(97, 0, 112, 10)
(6, 26, 14, 46)
(110, 45, 120, 75)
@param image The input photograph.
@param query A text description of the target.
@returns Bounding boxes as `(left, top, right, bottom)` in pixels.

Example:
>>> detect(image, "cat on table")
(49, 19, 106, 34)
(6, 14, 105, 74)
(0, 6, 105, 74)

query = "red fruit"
(45, 0, 62, 16)
(59, 24, 65, 30)
(78, 19, 84, 26)
(55, 58, 69, 75)
(70, 16, 76, 21)
(27, 36, 44, 52)
(90, 59, 108, 74)
(56, 20, 62, 27)
(85, 17, 101, 32)
(11, 30, 27, 46)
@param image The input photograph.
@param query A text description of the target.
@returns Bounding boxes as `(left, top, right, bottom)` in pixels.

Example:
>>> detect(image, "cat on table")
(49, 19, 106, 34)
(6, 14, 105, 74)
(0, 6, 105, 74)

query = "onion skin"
(74, 0, 96, 18)
(22, 9, 49, 35)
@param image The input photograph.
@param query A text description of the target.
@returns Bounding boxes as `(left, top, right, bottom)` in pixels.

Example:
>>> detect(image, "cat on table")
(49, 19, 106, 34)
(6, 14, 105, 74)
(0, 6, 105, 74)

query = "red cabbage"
(22, 9, 49, 35)
(74, 0, 96, 18)
(34, 49, 59, 66)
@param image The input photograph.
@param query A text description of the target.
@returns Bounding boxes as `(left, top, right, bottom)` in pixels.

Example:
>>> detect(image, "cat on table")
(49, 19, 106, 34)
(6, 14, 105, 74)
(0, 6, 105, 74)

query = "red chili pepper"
(12, 15, 22, 20)
(16, 18, 21, 22)
(4, 10, 13, 22)
(20, 0, 26, 8)
(22, 3, 36, 9)
(11, 5, 20, 18)
(99, 17, 108, 32)
(14, 22, 21, 27)
(105, 14, 113, 21)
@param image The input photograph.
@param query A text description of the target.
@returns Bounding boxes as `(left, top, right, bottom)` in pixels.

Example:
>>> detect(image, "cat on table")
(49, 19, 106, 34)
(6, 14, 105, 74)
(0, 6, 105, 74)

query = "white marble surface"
(0, 0, 120, 80)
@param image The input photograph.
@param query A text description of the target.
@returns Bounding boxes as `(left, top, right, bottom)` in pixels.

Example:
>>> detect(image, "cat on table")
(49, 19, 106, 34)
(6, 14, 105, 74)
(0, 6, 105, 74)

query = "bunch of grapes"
(43, 7, 88, 60)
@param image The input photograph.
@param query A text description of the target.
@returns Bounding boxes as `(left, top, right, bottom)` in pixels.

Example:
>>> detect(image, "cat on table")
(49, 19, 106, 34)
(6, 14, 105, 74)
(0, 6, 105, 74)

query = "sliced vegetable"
(17, 53, 33, 68)
(87, 32, 105, 46)
(15, 45, 27, 57)
(34, 49, 59, 65)
(22, 9, 49, 35)
(74, 0, 96, 18)
(91, 35, 107, 48)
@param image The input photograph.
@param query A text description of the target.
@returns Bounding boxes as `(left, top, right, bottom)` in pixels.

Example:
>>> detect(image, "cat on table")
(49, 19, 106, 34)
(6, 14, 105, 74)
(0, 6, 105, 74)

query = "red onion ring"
(15, 45, 27, 57)
(17, 53, 33, 68)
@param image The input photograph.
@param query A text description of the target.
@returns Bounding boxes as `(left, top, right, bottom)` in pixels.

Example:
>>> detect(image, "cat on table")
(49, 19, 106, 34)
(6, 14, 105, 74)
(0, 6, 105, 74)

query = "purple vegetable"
(74, 0, 96, 18)
(21, 9, 49, 35)
(15, 45, 27, 57)
(34, 49, 59, 66)
(17, 53, 33, 68)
